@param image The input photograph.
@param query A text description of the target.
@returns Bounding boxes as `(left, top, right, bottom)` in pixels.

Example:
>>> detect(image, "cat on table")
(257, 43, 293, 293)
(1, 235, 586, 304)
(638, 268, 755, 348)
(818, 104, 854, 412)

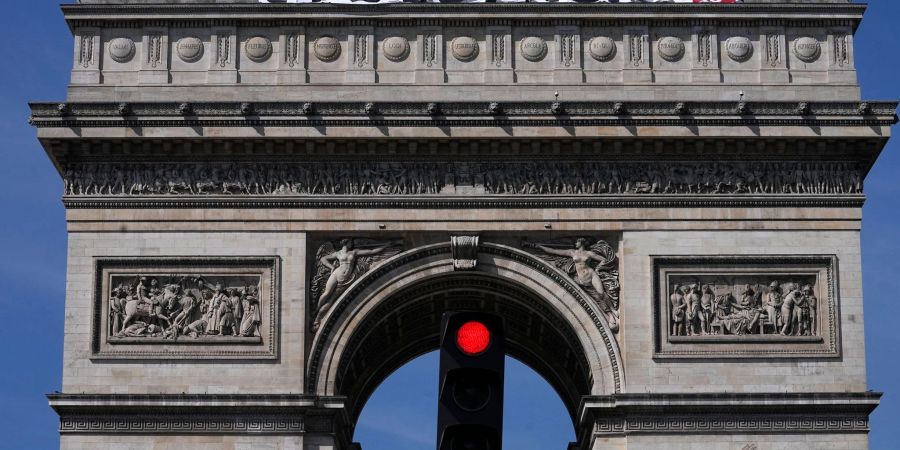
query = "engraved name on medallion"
(314, 36, 341, 62)
(725, 36, 753, 62)
(588, 36, 617, 62)
(245, 36, 273, 62)
(520, 36, 548, 62)
(382, 36, 410, 62)
(176, 37, 204, 63)
(658, 36, 685, 62)
(108, 37, 135, 63)
(793, 37, 821, 62)
(451, 36, 479, 62)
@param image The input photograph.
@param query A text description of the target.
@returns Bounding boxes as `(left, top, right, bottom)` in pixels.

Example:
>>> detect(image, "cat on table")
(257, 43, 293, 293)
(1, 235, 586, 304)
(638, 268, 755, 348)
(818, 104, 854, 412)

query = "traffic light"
(437, 312, 505, 450)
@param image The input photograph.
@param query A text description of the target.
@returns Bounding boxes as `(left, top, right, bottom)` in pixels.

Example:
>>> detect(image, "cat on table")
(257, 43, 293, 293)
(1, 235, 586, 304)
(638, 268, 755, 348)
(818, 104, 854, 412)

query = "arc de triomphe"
(32, 0, 895, 449)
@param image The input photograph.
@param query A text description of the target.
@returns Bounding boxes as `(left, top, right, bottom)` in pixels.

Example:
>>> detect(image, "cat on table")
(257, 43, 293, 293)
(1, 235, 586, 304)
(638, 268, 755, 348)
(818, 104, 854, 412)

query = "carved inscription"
(451, 36, 479, 62)
(176, 37, 203, 63)
(725, 36, 753, 62)
(520, 36, 548, 62)
(658, 36, 685, 62)
(314, 36, 341, 62)
(62, 161, 864, 197)
(794, 36, 821, 63)
(589, 36, 616, 62)
(108, 37, 135, 63)
(245, 36, 273, 62)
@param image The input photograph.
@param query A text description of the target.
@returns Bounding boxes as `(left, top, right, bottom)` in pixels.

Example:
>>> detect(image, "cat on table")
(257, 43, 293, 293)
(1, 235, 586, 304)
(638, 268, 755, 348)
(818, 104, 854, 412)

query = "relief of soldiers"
(670, 284, 687, 336)
(108, 275, 262, 341)
(64, 161, 862, 198)
(669, 280, 817, 338)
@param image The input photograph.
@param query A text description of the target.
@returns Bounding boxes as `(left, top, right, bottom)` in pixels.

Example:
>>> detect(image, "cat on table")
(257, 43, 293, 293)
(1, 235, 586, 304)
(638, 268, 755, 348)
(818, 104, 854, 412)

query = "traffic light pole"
(437, 312, 505, 450)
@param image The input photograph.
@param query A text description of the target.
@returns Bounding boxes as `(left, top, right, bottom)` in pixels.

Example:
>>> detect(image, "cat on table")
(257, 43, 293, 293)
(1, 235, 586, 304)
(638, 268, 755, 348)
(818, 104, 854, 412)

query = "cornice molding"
(29, 101, 899, 130)
(61, 3, 868, 22)
(31, 100, 898, 119)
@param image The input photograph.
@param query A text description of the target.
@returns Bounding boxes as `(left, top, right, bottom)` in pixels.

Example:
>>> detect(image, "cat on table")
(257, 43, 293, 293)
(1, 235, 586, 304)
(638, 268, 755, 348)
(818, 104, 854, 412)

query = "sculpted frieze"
(61, 161, 864, 198)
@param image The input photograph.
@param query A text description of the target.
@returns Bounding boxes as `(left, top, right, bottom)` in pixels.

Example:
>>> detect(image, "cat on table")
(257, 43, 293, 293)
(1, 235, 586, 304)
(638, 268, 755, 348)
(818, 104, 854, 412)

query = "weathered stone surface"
(30, 1, 895, 450)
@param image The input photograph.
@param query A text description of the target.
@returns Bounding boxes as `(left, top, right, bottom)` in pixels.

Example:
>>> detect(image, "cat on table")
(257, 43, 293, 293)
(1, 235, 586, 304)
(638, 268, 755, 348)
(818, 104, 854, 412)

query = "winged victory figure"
(523, 237, 621, 332)
(310, 238, 404, 331)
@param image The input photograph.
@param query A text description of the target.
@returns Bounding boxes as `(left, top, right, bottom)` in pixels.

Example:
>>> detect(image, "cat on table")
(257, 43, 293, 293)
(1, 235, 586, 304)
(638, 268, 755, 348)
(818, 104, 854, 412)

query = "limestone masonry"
(31, 0, 896, 449)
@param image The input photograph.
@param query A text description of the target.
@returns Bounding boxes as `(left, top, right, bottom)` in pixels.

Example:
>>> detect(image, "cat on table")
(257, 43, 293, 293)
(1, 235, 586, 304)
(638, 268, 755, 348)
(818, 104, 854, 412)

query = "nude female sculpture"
(525, 237, 620, 332)
(311, 238, 403, 331)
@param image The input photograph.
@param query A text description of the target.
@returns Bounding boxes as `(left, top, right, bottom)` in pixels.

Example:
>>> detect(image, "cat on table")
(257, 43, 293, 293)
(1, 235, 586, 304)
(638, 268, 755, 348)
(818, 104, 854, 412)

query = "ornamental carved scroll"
(523, 237, 620, 332)
(92, 257, 279, 360)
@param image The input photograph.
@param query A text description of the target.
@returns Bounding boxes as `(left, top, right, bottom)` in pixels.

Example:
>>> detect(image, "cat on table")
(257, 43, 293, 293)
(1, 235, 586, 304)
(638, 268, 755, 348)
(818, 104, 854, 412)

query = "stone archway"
(307, 242, 624, 443)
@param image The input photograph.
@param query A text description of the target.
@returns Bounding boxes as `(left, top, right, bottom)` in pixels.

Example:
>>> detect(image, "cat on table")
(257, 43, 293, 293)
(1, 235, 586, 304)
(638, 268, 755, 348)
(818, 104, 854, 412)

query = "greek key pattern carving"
(593, 415, 869, 435)
(61, 161, 864, 198)
(60, 416, 306, 434)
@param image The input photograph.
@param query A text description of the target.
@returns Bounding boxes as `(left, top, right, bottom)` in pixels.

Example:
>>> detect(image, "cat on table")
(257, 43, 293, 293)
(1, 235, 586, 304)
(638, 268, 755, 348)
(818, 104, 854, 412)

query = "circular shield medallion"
(245, 36, 273, 62)
(725, 36, 754, 62)
(588, 36, 617, 62)
(451, 36, 479, 62)
(108, 37, 135, 63)
(657, 36, 685, 62)
(314, 36, 341, 62)
(176, 37, 204, 63)
(382, 36, 410, 62)
(793, 37, 821, 63)
(520, 36, 548, 62)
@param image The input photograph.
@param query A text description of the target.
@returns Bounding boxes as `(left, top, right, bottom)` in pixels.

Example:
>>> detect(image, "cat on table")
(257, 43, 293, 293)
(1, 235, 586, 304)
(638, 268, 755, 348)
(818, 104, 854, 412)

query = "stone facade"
(32, 1, 895, 449)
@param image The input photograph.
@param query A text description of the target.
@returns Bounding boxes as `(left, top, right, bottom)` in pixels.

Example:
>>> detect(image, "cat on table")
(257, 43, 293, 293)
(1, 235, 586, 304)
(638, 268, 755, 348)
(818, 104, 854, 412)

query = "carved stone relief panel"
(61, 160, 865, 198)
(523, 237, 620, 332)
(652, 256, 840, 359)
(91, 257, 280, 360)
(309, 238, 405, 331)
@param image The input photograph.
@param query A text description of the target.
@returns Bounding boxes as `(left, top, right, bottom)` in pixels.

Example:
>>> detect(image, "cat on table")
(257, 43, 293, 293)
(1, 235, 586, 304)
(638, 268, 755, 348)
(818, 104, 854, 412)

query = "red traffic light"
(456, 321, 491, 356)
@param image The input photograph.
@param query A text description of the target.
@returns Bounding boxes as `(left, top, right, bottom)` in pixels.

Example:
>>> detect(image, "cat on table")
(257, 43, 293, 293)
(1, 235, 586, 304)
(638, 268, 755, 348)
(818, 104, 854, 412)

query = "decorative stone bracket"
(451, 235, 480, 270)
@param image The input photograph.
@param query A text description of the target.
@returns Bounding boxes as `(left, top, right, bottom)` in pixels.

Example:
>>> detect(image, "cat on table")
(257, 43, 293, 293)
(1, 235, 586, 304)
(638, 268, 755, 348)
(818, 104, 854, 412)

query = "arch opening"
(354, 351, 576, 450)
(331, 273, 593, 425)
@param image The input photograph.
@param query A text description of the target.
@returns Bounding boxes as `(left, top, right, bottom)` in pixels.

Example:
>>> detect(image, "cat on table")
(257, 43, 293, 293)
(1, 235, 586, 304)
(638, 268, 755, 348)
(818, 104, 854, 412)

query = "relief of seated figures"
(108, 274, 262, 342)
(669, 279, 818, 338)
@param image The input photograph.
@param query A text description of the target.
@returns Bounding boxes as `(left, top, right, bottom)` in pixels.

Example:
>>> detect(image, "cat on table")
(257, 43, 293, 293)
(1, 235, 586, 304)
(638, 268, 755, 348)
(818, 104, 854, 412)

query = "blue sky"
(1, 1, 898, 449)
